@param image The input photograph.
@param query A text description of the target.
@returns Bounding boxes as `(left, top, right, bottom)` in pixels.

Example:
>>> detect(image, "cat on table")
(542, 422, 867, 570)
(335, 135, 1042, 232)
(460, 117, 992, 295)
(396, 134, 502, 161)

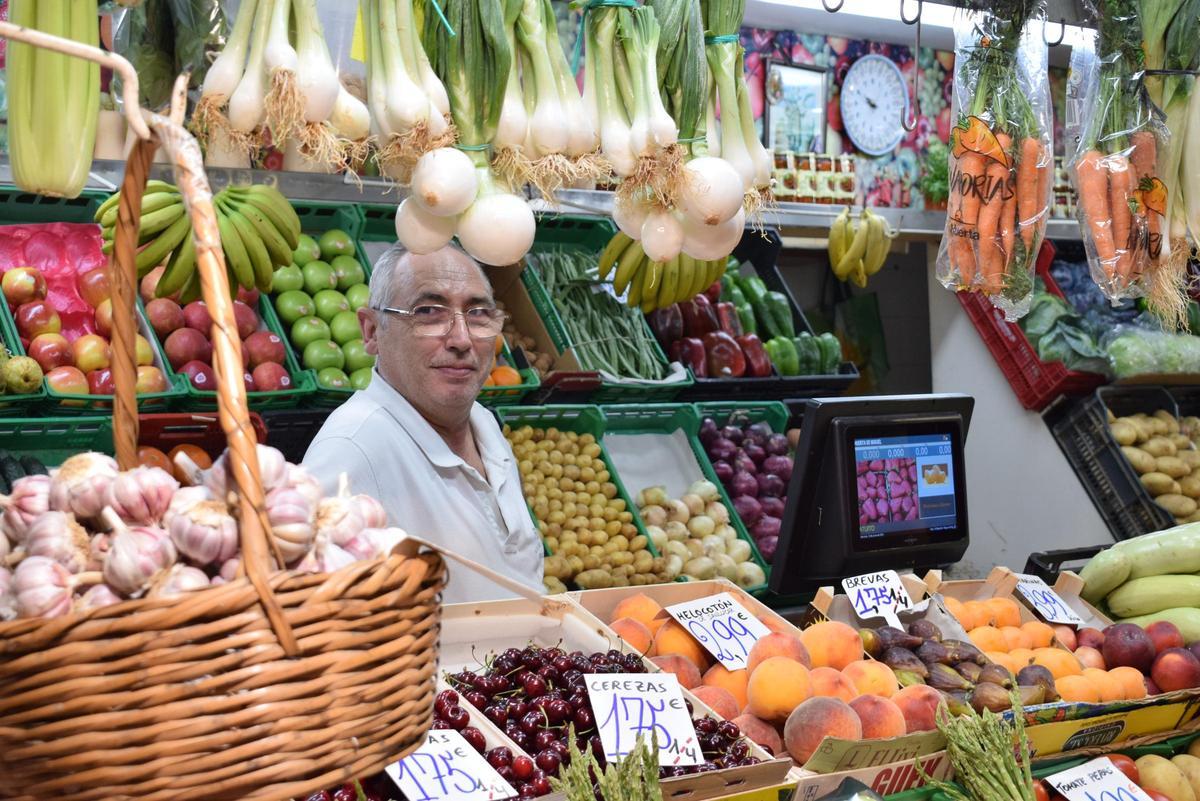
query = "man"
(303, 243, 543, 603)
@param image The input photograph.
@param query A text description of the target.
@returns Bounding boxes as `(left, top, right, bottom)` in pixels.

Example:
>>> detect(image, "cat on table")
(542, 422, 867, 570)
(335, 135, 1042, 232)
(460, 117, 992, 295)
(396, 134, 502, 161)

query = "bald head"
(369, 243, 491, 315)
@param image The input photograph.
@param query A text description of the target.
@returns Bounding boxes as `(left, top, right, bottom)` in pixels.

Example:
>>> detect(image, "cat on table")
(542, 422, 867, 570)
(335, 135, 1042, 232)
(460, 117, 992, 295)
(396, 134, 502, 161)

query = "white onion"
(612, 198, 649, 240)
(641, 210, 684, 262)
(680, 157, 745, 226)
(457, 193, 536, 266)
(395, 198, 456, 255)
(682, 207, 745, 261)
(411, 148, 479, 218)
(329, 85, 370, 141)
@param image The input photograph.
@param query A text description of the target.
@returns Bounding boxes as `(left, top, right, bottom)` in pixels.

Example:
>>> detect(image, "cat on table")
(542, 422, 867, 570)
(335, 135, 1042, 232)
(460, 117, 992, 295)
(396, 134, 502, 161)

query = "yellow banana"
(690, 259, 713, 298)
(674, 255, 695, 304)
(222, 195, 293, 268)
(226, 208, 274, 292)
(835, 214, 871, 280)
(657, 256, 680, 310)
(155, 227, 196, 299)
(640, 260, 664, 313)
(598, 232, 634, 281)
(829, 206, 850, 269)
(613, 240, 645, 295)
(134, 213, 191, 277)
(217, 209, 256, 290)
(863, 212, 895, 276)
(627, 261, 645, 308)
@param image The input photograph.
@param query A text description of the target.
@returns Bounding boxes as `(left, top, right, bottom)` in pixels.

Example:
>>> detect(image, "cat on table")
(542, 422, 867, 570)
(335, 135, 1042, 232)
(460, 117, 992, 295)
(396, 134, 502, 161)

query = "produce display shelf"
(0, 415, 113, 466)
(479, 339, 541, 408)
(0, 187, 105, 224)
(0, 295, 47, 417)
(1044, 386, 1176, 541)
(600, 403, 771, 595)
(258, 407, 332, 465)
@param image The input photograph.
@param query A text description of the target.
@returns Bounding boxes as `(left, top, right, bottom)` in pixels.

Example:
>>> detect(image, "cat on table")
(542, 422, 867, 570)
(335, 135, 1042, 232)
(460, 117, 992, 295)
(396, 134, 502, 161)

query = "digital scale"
(770, 394, 974, 596)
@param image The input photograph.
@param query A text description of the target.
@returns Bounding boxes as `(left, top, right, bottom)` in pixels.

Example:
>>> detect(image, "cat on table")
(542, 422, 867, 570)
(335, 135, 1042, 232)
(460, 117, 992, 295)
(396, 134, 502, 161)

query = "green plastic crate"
(694, 402, 790, 433)
(0, 188, 105, 224)
(601, 403, 771, 596)
(292, 201, 365, 244)
(0, 292, 47, 416)
(0, 416, 113, 465)
(478, 339, 540, 408)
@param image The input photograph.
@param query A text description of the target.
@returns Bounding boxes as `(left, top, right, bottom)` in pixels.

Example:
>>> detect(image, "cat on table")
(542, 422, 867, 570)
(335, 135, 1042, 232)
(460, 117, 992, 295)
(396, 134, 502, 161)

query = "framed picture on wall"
(763, 61, 827, 154)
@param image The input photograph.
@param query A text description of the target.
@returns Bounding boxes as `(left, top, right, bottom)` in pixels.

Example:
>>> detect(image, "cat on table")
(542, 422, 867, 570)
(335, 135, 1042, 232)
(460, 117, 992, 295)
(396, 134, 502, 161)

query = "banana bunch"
(597, 232, 727, 313)
(95, 182, 300, 302)
(828, 207, 896, 288)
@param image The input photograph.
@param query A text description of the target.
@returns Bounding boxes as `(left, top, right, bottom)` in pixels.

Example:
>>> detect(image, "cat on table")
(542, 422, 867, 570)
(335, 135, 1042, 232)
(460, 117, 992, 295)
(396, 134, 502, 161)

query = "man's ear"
(358, 307, 380, 355)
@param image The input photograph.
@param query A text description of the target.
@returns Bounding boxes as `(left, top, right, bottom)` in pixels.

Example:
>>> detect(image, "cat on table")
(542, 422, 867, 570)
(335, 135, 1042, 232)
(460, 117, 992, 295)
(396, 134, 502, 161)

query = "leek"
(9, 0, 100, 199)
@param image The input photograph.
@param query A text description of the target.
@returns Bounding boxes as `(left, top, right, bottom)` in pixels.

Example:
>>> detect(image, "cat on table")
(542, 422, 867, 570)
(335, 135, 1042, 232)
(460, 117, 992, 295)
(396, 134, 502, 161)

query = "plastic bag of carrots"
(1066, 3, 1179, 325)
(936, 2, 1053, 322)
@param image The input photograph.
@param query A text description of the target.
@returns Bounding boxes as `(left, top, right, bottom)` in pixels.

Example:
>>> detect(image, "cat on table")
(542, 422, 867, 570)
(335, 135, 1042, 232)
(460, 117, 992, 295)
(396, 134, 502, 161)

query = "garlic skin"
(48, 453, 119, 520)
(149, 564, 210, 597)
(105, 466, 179, 525)
(0, 531, 9, 563)
(2, 474, 53, 543)
(211, 556, 241, 586)
(165, 487, 238, 567)
(284, 464, 323, 508)
(316, 495, 366, 547)
(294, 538, 356, 574)
(87, 532, 110, 572)
(0, 567, 16, 620)
(75, 583, 122, 611)
(204, 445, 289, 500)
(24, 511, 91, 573)
(342, 527, 407, 561)
(352, 494, 388, 529)
(14, 556, 77, 618)
(266, 486, 316, 565)
(103, 524, 176, 596)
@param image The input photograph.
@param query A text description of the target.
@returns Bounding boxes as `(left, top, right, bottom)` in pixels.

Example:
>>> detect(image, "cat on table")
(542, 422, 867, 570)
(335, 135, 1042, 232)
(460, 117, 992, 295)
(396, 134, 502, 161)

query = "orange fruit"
(490, 365, 522, 386)
(960, 600, 991, 629)
(1082, 668, 1124, 703)
(944, 597, 967, 625)
(968, 626, 1007, 653)
(1021, 621, 1056, 649)
(137, 445, 172, 472)
(1033, 647, 1083, 679)
(1056, 674, 1100, 703)
(167, 443, 211, 483)
(494, 337, 504, 355)
(1000, 626, 1034, 651)
(1108, 666, 1147, 700)
(985, 598, 1022, 628)
(1008, 648, 1037, 669)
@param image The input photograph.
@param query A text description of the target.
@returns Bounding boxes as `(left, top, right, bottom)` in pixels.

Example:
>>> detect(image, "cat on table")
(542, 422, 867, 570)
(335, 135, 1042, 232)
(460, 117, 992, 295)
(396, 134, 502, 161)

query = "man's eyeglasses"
(374, 304, 508, 339)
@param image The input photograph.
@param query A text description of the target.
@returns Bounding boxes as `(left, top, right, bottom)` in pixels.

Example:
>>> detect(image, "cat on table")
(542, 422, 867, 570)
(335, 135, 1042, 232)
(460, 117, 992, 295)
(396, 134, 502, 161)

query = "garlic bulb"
(75, 583, 122, 611)
(102, 510, 176, 596)
(87, 532, 110, 572)
(342, 527, 406, 561)
(204, 444, 289, 500)
(149, 564, 210, 597)
(165, 486, 238, 567)
(266, 486, 316, 565)
(105, 466, 179, 525)
(293, 538, 356, 574)
(14, 555, 100, 618)
(315, 474, 366, 546)
(211, 556, 241, 586)
(353, 493, 388, 529)
(284, 463, 323, 508)
(0, 531, 8, 563)
(48, 452, 119, 520)
(24, 511, 91, 573)
(0, 567, 15, 620)
(3, 474, 52, 543)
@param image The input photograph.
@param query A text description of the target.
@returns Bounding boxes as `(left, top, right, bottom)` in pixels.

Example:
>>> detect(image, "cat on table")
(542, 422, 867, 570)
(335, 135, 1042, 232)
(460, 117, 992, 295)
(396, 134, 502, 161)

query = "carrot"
(1130, 130, 1157, 181)
(1035, 142, 1051, 247)
(1076, 150, 1116, 276)
(1107, 155, 1136, 283)
(978, 156, 1010, 294)
(1017, 137, 1041, 251)
(953, 151, 986, 286)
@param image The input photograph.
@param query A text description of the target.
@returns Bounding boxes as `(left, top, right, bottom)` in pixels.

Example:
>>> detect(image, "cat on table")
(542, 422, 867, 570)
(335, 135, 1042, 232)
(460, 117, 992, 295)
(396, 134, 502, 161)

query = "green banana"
(99, 190, 181, 228)
(134, 213, 192, 277)
(675, 255, 696, 304)
(135, 202, 187, 245)
(226, 208, 274, 292)
(155, 227, 196, 299)
(657, 256, 680, 309)
(627, 261, 645, 308)
(216, 209, 255, 290)
(687, 257, 710, 299)
(93, 180, 177, 223)
(224, 184, 300, 247)
(222, 196, 293, 267)
(177, 263, 202, 305)
(598, 232, 634, 280)
(612, 240, 646, 295)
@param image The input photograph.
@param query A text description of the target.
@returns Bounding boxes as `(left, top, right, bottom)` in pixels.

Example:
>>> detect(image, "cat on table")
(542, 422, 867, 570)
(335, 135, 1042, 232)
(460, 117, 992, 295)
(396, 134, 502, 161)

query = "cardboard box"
(1026, 571, 1113, 630)
(1022, 691, 1200, 758)
(811, 574, 971, 642)
(790, 749, 954, 801)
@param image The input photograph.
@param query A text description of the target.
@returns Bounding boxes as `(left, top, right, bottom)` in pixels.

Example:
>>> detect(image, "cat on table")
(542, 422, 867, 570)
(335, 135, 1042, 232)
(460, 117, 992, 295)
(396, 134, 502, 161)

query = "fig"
(956, 662, 983, 683)
(1016, 665, 1059, 702)
(941, 690, 973, 717)
(943, 639, 987, 665)
(877, 625, 924, 650)
(859, 628, 883, 659)
(977, 663, 1015, 690)
(927, 662, 974, 692)
(883, 646, 929, 677)
(895, 669, 927, 688)
(970, 682, 1013, 713)
(908, 619, 943, 642)
(1017, 684, 1048, 707)
(917, 640, 954, 665)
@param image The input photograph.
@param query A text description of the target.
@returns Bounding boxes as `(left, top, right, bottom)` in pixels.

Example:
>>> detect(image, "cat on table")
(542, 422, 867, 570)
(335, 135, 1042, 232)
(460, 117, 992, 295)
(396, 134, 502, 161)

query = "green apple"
(318, 228, 355, 261)
(330, 310, 362, 345)
(349, 366, 373, 390)
(292, 234, 321, 267)
(291, 316, 331, 350)
(343, 338, 375, 372)
(304, 339, 345, 371)
(313, 288, 350, 322)
(345, 283, 370, 311)
(302, 260, 337, 295)
(275, 290, 315, 326)
(317, 367, 351, 389)
(331, 255, 366, 291)
(271, 264, 304, 293)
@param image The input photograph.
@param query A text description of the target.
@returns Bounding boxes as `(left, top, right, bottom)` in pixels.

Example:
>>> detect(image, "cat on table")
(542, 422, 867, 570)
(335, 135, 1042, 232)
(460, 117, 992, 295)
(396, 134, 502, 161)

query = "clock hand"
(866, 95, 877, 110)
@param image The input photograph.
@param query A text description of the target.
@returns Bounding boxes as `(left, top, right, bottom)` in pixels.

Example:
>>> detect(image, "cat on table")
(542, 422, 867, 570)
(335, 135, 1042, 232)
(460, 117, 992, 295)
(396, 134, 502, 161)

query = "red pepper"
(702, 331, 746, 378)
(668, 340, 684, 364)
(704, 281, 723, 304)
(648, 304, 684, 350)
(678, 337, 707, 377)
(716, 302, 743, 337)
(736, 333, 773, 377)
(692, 295, 720, 334)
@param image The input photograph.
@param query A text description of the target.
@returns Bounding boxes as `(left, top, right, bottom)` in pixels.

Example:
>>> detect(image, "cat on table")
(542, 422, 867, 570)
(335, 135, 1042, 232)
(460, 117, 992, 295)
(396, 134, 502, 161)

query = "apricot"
(1056, 674, 1100, 703)
(849, 694, 907, 740)
(799, 621, 862, 670)
(693, 685, 740, 720)
(702, 663, 749, 710)
(651, 621, 710, 671)
(1000, 626, 1034, 651)
(985, 597, 1023, 628)
(1083, 668, 1124, 702)
(1008, 648, 1037, 669)
(969, 626, 1007, 653)
(810, 666, 857, 702)
(1022, 621, 1057, 649)
(1033, 647, 1083, 679)
(747, 632, 812, 676)
(1109, 666, 1147, 700)
(960, 600, 992, 629)
(986, 651, 1021, 675)
(784, 696, 862, 764)
(759, 614, 803, 640)
(944, 597, 967, 626)
(747, 656, 812, 723)
(1075, 646, 1107, 670)
(732, 713, 783, 757)
(610, 617, 653, 654)
(842, 659, 899, 698)
(650, 654, 702, 690)
(612, 593, 668, 634)
(892, 685, 945, 733)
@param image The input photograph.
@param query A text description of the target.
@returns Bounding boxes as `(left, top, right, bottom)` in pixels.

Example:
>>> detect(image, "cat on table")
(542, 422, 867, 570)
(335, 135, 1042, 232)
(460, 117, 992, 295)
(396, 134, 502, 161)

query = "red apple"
(27, 333, 73, 372)
(182, 301, 212, 333)
(164, 328, 211, 370)
(179, 360, 216, 391)
(76, 267, 110, 308)
(72, 334, 111, 374)
(46, 365, 88, 396)
(94, 298, 114, 338)
(1102, 623, 1156, 673)
(243, 330, 285, 368)
(145, 298, 185, 339)
(87, 368, 115, 395)
(136, 334, 154, 366)
(135, 365, 168, 393)
(232, 301, 259, 340)
(15, 300, 61, 339)
(251, 362, 293, 391)
(1147, 621, 1186, 654)
(243, 371, 257, 392)
(141, 265, 166, 303)
(236, 287, 261, 307)
(2, 267, 47, 307)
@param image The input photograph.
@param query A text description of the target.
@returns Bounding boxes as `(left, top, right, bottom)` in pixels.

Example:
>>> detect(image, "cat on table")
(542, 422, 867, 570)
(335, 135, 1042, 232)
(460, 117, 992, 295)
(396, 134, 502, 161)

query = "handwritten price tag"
(842, 570, 914, 628)
(585, 673, 702, 766)
(664, 592, 772, 671)
(1047, 757, 1156, 801)
(1015, 573, 1085, 626)
(386, 729, 516, 801)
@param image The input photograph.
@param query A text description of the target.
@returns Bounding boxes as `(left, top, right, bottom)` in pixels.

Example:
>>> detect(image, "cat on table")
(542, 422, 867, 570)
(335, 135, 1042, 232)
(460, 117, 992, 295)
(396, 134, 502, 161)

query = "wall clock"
(839, 54, 909, 156)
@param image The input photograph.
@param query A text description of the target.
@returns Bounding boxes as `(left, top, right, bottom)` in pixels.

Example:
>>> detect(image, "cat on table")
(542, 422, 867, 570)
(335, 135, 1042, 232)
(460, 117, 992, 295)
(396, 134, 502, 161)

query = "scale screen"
(853, 432, 958, 548)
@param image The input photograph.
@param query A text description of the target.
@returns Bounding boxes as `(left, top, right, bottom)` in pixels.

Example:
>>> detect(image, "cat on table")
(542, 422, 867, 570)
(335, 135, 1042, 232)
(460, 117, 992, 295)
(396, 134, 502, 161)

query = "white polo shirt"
(302, 373, 544, 604)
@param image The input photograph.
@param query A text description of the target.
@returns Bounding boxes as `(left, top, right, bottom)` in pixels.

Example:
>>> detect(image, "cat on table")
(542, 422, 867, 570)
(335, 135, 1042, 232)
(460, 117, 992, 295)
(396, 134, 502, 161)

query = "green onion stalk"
(8, 0, 100, 198)
(191, 0, 259, 167)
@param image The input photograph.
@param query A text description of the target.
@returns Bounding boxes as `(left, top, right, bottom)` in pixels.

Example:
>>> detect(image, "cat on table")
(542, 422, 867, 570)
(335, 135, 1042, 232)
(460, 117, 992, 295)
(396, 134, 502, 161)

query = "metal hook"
(822, 0, 844, 12)
(1044, 17, 1065, 46)
(900, 0, 922, 25)
(902, 5, 922, 131)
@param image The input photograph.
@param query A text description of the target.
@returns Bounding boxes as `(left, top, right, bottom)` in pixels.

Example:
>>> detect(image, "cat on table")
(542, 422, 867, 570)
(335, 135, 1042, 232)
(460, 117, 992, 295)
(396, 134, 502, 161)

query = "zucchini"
(1080, 546, 1132, 604)
(1107, 574, 1200, 618)
(18, 455, 46, 476)
(1120, 607, 1200, 643)
(0, 451, 22, 489)
(1120, 524, 1200, 579)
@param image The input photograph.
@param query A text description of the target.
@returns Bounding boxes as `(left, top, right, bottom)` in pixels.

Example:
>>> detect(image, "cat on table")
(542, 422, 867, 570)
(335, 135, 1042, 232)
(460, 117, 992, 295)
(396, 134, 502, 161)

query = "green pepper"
(764, 337, 799, 376)
(765, 291, 795, 338)
(817, 332, 843, 373)
(726, 282, 747, 307)
(793, 333, 821, 375)
(735, 302, 757, 335)
(739, 275, 768, 305)
(720, 273, 738, 301)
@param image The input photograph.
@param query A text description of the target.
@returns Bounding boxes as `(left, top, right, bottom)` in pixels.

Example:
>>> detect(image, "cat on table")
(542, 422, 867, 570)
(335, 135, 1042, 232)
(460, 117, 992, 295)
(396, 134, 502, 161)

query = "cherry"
(331, 785, 357, 801)
(695, 717, 717, 735)
(545, 698, 572, 723)
(718, 721, 741, 740)
(728, 740, 750, 760)
(522, 674, 548, 698)
(465, 690, 488, 709)
(431, 720, 450, 729)
(486, 746, 513, 768)
(512, 755, 536, 780)
(303, 792, 332, 801)
(484, 704, 509, 726)
(518, 784, 535, 799)
(530, 776, 552, 796)
(495, 765, 514, 782)
(534, 729, 558, 749)
(433, 689, 459, 717)
(444, 705, 470, 730)
(573, 705, 594, 731)
(535, 750, 561, 774)
(520, 710, 544, 734)
(461, 726, 486, 753)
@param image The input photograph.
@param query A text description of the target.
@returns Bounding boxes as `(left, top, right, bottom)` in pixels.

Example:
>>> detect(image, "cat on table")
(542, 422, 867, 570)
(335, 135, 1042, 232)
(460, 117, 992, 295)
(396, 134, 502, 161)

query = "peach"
(1082, 668, 1124, 702)
(610, 617, 652, 654)
(731, 713, 783, 757)
(892, 685, 945, 733)
(747, 657, 812, 723)
(1146, 621, 1186, 654)
(650, 654, 702, 690)
(849, 694, 907, 740)
(747, 632, 811, 676)
(693, 685, 739, 720)
(613, 593, 668, 635)
(1053, 624, 1078, 651)
(842, 659, 899, 698)
(1075, 646, 1106, 670)
(702, 663, 749, 710)
(651, 621, 710, 671)
(784, 696, 862, 764)
(1077, 627, 1106, 650)
(759, 615, 803, 640)
(1151, 647, 1200, 692)
(810, 666, 857, 702)
(1056, 674, 1100, 703)
(800, 621, 863, 670)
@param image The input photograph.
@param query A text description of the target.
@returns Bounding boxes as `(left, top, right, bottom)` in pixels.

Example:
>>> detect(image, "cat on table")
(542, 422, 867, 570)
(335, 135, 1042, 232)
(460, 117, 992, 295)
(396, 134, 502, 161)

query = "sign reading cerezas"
(386, 729, 517, 801)
(664, 592, 772, 671)
(1014, 573, 1086, 626)
(584, 672, 702, 767)
(842, 570, 914, 627)
(1046, 757, 1156, 801)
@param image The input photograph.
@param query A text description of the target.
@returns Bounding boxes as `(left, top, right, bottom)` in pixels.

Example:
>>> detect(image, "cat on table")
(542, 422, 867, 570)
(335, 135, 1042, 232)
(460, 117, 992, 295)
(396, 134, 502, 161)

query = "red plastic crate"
(957, 241, 1107, 411)
(138, 412, 268, 462)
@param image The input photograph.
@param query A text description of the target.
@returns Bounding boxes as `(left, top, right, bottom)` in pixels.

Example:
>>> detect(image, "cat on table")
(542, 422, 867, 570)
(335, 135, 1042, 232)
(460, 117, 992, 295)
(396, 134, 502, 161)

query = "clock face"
(840, 55, 909, 156)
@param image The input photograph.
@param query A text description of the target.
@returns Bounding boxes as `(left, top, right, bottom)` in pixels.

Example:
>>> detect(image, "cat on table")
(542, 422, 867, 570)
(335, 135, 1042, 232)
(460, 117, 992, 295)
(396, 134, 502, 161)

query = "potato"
(1123, 446, 1158, 474)
(1144, 437, 1179, 458)
(1181, 451, 1200, 469)
(1158, 456, 1191, 479)
(1138, 755, 1197, 801)
(1157, 494, 1199, 517)
(1111, 420, 1139, 446)
(1180, 476, 1200, 499)
(1107, 407, 1117, 423)
(1173, 433, 1195, 449)
(1142, 472, 1179, 496)
(1173, 754, 1200, 801)
(1156, 409, 1183, 434)
(1151, 416, 1172, 436)
(1186, 511, 1200, 524)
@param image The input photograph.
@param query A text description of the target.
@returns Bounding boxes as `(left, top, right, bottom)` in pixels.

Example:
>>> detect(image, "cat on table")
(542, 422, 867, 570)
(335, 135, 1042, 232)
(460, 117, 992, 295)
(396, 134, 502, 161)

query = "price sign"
(585, 673, 702, 766)
(842, 570, 914, 628)
(1015, 573, 1085, 626)
(664, 592, 772, 670)
(1047, 757, 1156, 801)
(386, 729, 516, 801)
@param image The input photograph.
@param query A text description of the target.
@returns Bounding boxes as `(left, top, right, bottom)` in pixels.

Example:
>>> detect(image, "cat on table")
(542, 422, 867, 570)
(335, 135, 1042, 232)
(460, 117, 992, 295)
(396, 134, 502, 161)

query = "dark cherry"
(537, 665, 562, 684)
(486, 746, 513, 768)
(694, 717, 717, 735)
(522, 674, 548, 698)
(552, 656, 573, 673)
(430, 720, 450, 729)
(461, 726, 486, 753)
(495, 765, 514, 782)
(520, 710, 544, 734)
(535, 750, 561, 774)
(530, 776, 552, 796)
(534, 729, 558, 749)
(434, 689, 459, 716)
(464, 690, 488, 709)
(588, 735, 605, 760)
(549, 739, 570, 761)
(444, 705, 470, 730)
(331, 785, 357, 801)
(518, 784, 536, 799)
(718, 721, 741, 740)
(303, 792, 332, 801)
(573, 706, 595, 730)
(512, 755, 536, 780)
(545, 698, 572, 723)
(484, 704, 509, 726)
(684, 699, 694, 714)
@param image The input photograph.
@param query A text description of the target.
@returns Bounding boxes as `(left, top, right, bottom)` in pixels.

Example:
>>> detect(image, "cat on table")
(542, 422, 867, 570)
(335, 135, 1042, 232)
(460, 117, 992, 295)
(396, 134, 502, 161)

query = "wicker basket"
(0, 49, 445, 801)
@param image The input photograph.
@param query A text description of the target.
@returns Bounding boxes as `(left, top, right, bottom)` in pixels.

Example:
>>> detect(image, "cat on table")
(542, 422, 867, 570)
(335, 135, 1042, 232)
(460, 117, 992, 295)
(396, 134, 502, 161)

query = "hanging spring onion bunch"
(7, 0, 100, 198)
(361, 0, 455, 182)
(395, 0, 536, 266)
